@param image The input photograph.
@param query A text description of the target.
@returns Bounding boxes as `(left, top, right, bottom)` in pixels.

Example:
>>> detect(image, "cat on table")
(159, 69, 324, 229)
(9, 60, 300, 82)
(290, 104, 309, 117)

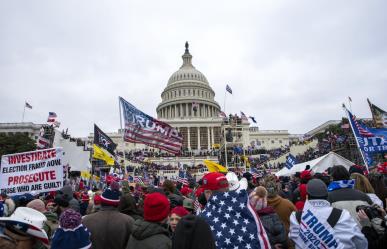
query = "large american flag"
(200, 190, 271, 249)
(120, 97, 183, 154)
(177, 170, 189, 186)
(350, 113, 374, 137)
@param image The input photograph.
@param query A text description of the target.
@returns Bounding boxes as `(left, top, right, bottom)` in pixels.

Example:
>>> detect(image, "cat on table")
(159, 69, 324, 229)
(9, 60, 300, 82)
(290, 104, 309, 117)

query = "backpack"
(296, 208, 342, 228)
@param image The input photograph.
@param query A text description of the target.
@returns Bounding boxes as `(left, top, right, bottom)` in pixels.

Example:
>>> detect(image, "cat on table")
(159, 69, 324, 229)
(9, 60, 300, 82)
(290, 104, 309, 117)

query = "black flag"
(94, 124, 117, 155)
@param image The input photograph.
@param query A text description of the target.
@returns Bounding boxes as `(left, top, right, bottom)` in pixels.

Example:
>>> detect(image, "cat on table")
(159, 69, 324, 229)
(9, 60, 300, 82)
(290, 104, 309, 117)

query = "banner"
(93, 144, 115, 166)
(346, 108, 387, 154)
(203, 160, 228, 173)
(0, 148, 64, 196)
(120, 97, 183, 154)
(94, 124, 117, 155)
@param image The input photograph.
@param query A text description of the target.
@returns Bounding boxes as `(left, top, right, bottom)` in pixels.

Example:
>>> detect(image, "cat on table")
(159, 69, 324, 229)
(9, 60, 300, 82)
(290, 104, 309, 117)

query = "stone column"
(211, 127, 214, 145)
(186, 104, 189, 117)
(207, 127, 211, 150)
(174, 105, 177, 118)
(197, 127, 201, 150)
(187, 127, 191, 150)
(180, 104, 183, 117)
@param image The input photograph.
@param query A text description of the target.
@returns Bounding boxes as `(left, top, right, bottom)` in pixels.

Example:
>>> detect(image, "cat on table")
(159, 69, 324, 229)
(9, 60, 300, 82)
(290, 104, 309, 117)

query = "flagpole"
(118, 97, 127, 175)
(343, 105, 369, 172)
(22, 101, 26, 122)
(223, 90, 227, 113)
(348, 97, 352, 113)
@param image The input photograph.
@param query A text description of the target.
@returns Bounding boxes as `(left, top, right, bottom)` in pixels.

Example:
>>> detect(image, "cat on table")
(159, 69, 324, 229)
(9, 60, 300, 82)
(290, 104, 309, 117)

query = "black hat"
(307, 179, 328, 198)
(172, 214, 216, 249)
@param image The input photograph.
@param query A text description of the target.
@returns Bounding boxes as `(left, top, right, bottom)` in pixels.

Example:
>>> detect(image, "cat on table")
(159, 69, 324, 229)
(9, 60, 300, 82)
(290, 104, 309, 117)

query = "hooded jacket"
(289, 200, 368, 249)
(83, 206, 134, 249)
(257, 206, 287, 248)
(267, 195, 297, 233)
(126, 219, 171, 249)
(172, 214, 216, 249)
(328, 188, 372, 227)
(59, 185, 80, 212)
(118, 194, 143, 221)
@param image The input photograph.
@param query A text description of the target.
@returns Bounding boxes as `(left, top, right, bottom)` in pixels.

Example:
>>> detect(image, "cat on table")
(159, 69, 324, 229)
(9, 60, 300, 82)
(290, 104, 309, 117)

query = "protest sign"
(0, 148, 64, 196)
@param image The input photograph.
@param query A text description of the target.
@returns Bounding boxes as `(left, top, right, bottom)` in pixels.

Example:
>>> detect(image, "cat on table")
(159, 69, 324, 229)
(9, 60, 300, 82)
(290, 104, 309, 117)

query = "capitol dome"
(157, 42, 221, 120)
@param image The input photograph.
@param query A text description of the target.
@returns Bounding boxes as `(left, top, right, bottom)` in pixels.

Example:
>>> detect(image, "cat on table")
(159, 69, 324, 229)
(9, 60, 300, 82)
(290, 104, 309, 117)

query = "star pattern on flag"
(200, 190, 270, 249)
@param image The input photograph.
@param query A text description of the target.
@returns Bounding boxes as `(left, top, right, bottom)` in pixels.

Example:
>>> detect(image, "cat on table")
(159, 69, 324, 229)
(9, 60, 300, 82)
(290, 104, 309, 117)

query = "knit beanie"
(27, 199, 46, 213)
(143, 192, 170, 222)
(51, 209, 92, 249)
(101, 181, 120, 206)
(170, 206, 189, 217)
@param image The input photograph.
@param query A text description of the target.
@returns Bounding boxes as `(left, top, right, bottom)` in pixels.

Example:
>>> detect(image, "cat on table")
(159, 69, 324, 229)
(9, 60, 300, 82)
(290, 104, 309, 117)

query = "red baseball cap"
(202, 172, 228, 191)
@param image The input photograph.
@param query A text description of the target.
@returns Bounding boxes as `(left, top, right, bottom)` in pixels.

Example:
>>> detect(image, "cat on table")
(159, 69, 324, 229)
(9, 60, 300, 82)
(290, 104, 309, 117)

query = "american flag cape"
(200, 190, 271, 249)
(120, 97, 183, 154)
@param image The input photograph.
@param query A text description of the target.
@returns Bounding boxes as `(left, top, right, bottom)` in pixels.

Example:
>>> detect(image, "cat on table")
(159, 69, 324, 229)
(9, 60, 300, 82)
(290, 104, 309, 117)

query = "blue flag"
(200, 190, 270, 249)
(285, 154, 297, 169)
(346, 108, 387, 154)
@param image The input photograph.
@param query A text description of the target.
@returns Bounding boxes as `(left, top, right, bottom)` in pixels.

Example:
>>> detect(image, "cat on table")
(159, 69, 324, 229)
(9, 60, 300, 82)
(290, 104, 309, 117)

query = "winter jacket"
(58, 185, 80, 212)
(267, 195, 297, 233)
(367, 193, 384, 207)
(289, 200, 368, 249)
(118, 193, 143, 221)
(257, 206, 287, 248)
(126, 219, 171, 249)
(328, 188, 372, 227)
(82, 206, 134, 249)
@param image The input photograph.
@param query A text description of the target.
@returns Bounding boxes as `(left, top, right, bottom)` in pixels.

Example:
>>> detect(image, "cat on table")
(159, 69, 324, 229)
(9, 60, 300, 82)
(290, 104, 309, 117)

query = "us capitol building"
(115, 42, 291, 153)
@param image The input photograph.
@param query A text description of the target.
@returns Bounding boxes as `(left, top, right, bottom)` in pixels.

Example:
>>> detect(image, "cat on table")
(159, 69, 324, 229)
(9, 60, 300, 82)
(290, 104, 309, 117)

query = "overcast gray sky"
(1, 0, 386, 137)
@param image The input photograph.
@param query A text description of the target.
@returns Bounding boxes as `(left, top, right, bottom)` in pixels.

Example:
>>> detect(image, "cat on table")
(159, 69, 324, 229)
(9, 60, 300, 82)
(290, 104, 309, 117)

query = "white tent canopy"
(275, 152, 354, 177)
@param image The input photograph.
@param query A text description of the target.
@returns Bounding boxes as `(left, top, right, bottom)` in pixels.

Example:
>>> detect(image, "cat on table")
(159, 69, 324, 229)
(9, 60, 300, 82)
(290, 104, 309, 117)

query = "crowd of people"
(1, 161, 387, 249)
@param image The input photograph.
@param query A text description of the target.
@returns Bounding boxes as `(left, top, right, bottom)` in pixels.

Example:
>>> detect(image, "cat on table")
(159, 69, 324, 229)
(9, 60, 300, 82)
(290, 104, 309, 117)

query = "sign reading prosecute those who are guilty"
(0, 148, 64, 196)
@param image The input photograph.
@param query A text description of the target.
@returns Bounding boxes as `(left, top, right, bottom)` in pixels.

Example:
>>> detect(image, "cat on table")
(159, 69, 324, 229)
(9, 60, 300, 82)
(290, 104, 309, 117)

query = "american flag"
(134, 176, 144, 185)
(25, 102, 32, 109)
(240, 111, 248, 121)
(177, 170, 189, 186)
(219, 111, 227, 118)
(193, 199, 201, 213)
(250, 168, 262, 179)
(226, 84, 233, 94)
(351, 114, 374, 137)
(200, 190, 271, 249)
(47, 112, 57, 123)
(120, 97, 183, 154)
(36, 136, 50, 149)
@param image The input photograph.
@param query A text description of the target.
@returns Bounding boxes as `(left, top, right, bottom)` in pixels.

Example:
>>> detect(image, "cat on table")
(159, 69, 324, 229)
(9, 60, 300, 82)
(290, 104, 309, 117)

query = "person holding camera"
(357, 204, 387, 249)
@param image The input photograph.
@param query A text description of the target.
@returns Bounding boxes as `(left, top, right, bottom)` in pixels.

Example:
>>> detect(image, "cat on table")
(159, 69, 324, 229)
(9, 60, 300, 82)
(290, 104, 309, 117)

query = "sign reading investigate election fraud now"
(0, 148, 64, 196)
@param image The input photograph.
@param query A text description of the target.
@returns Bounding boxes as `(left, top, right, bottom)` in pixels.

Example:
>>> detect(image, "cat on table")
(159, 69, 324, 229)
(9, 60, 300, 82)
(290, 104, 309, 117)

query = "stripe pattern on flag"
(177, 170, 189, 185)
(120, 97, 182, 154)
